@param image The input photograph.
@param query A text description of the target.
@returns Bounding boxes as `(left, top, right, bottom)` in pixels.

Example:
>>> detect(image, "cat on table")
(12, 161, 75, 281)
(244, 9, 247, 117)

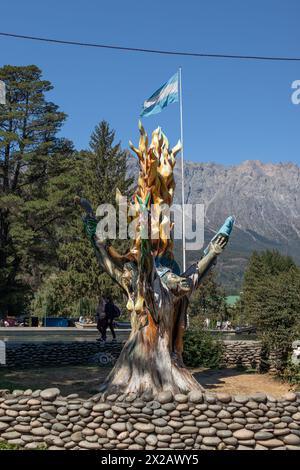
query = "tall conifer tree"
(0, 65, 74, 313)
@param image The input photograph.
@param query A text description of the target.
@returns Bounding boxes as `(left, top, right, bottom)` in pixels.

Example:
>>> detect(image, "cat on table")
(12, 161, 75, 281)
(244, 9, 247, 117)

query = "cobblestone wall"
(0, 388, 299, 450)
(221, 340, 262, 369)
(1, 340, 282, 372)
(2, 342, 123, 368)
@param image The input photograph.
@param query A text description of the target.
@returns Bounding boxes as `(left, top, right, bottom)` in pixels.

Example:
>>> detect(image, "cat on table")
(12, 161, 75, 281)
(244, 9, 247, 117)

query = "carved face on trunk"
(162, 271, 193, 297)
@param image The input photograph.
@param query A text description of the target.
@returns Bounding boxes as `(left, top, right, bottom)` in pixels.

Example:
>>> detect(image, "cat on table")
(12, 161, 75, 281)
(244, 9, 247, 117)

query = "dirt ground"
(0, 366, 294, 398)
(192, 368, 294, 396)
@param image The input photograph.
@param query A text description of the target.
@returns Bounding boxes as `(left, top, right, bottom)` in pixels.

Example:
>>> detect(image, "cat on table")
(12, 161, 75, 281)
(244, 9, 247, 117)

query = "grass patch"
(0, 441, 47, 451)
(0, 441, 20, 450)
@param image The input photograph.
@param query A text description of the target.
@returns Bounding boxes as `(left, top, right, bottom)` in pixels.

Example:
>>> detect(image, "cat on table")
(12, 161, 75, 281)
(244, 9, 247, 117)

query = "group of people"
(0, 316, 18, 327)
(216, 320, 232, 330)
(95, 296, 120, 343)
(203, 318, 232, 330)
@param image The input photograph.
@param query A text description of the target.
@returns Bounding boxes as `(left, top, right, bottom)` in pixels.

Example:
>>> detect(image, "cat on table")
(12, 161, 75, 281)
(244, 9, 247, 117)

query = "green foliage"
(0, 65, 133, 318)
(75, 297, 98, 317)
(32, 269, 126, 318)
(31, 120, 132, 317)
(242, 250, 295, 314)
(183, 327, 223, 368)
(0, 441, 20, 450)
(0, 65, 76, 315)
(187, 270, 229, 326)
(31, 274, 61, 317)
(0, 441, 46, 450)
(83, 121, 133, 207)
(242, 250, 300, 370)
(282, 359, 300, 390)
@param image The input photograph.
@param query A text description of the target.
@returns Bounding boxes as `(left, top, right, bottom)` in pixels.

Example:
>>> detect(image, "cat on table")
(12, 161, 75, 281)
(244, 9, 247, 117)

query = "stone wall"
(2, 342, 123, 368)
(221, 340, 262, 370)
(0, 388, 300, 450)
(1, 340, 281, 372)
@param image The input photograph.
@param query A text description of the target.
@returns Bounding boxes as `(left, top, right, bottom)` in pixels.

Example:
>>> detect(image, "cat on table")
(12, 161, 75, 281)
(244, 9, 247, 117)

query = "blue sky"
(1, 0, 300, 165)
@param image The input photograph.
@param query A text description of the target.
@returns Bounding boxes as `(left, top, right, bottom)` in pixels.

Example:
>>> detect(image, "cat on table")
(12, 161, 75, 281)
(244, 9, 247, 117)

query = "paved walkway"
(0, 327, 130, 343)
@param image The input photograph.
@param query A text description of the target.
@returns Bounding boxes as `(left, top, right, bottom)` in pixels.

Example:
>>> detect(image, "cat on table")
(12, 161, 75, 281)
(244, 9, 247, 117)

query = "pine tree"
(242, 250, 296, 326)
(84, 121, 133, 206)
(188, 270, 227, 326)
(0, 65, 75, 314)
(241, 250, 300, 353)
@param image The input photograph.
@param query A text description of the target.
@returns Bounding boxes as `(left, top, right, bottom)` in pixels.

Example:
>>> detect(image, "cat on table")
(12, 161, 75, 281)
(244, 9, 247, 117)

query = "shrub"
(183, 328, 223, 368)
(242, 251, 300, 379)
(281, 358, 300, 390)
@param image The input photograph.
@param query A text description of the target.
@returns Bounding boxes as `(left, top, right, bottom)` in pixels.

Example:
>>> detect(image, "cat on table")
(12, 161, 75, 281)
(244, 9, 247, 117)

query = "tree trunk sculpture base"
(100, 328, 203, 395)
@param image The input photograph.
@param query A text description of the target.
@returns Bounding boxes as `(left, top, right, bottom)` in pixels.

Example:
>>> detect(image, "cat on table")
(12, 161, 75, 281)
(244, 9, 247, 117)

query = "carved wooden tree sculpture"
(76, 123, 233, 395)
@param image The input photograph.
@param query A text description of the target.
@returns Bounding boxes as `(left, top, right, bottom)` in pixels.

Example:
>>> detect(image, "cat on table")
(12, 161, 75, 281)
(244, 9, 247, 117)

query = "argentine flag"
(140, 72, 179, 117)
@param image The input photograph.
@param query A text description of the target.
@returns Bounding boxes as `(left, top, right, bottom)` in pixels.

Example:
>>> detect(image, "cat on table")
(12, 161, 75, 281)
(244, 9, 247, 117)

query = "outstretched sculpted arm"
(162, 235, 228, 298)
(75, 197, 124, 287)
(185, 216, 234, 293)
(182, 234, 229, 294)
(196, 234, 227, 277)
(163, 216, 234, 297)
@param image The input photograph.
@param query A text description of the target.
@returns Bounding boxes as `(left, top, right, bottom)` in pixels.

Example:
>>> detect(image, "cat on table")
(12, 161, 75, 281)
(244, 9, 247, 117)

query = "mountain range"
(127, 156, 300, 293)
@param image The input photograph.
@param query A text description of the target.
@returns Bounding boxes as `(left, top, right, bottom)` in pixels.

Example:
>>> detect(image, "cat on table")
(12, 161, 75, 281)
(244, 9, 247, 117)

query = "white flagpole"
(179, 67, 186, 273)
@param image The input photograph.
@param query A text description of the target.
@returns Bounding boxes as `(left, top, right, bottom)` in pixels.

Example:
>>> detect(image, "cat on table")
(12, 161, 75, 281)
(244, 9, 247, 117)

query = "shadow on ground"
(0, 365, 292, 397)
(0, 365, 110, 398)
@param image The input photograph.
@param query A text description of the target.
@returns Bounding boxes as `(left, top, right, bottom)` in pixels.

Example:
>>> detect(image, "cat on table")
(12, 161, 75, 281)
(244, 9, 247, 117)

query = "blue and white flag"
(140, 72, 178, 117)
(0, 80, 6, 105)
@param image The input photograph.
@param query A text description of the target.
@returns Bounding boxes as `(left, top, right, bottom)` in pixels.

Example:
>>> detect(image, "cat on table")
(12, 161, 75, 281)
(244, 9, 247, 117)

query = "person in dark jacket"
(97, 296, 119, 342)
(96, 297, 107, 342)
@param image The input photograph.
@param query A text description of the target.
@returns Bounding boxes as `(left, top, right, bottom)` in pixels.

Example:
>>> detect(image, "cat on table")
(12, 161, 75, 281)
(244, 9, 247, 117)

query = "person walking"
(96, 296, 120, 343)
(103, 297, 120, 342)
(96, 297, 107, 343)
